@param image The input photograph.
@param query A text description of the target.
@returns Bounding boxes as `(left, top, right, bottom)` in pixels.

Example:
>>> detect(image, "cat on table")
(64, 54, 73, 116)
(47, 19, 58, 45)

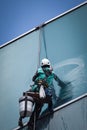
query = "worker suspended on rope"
(27, 58, 65, 130)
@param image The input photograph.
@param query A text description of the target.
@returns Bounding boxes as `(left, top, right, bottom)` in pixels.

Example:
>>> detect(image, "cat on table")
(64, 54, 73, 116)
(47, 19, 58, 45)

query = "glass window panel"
(0, 30, 40, 130)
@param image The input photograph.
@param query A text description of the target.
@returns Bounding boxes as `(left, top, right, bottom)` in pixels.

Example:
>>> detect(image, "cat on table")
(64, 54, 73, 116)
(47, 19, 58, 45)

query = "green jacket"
(33, 67, 55, 86)
(31, 67, 61, 91)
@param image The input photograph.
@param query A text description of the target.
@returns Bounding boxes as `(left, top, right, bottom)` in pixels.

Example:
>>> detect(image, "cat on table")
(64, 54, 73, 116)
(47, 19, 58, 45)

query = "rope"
(33, 111, 36, 130)
(37, 25, 48, 68)
(37, 27, 42, 68)
(42, 27, 48, 59)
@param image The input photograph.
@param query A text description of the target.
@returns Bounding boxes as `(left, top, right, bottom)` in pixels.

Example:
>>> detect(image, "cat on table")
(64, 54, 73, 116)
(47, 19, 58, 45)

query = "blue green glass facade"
(0, 2, 87, 130)
(36, 94, 87, 130)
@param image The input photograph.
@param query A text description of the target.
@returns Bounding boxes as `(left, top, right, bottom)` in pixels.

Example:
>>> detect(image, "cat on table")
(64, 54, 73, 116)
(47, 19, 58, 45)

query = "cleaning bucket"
(19, 95, 34, 117)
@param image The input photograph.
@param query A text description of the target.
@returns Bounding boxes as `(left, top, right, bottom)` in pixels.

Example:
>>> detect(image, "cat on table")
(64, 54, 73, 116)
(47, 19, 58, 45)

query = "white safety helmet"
(41, 58, 50, 67)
